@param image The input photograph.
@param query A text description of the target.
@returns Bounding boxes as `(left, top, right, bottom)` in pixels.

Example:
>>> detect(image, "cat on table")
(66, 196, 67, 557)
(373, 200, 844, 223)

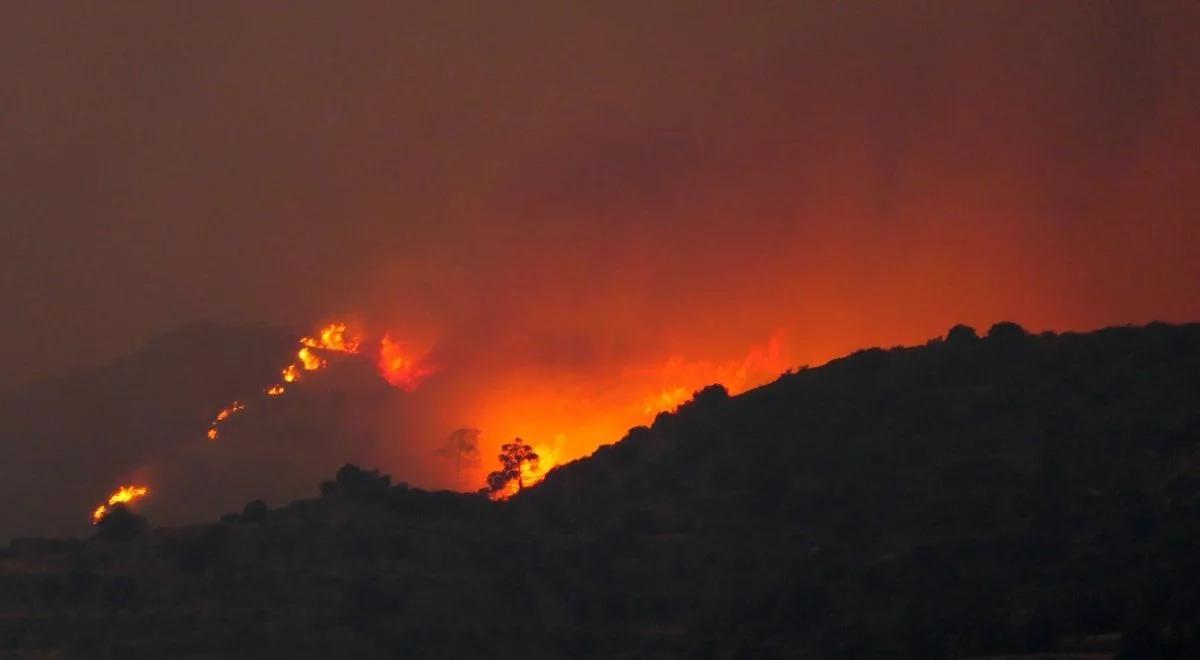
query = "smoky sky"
(3, 0, 1199, 390)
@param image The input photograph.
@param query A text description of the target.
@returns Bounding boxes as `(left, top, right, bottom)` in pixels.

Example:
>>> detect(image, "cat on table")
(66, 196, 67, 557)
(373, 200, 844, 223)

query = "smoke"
(1, 2, 1198, 536)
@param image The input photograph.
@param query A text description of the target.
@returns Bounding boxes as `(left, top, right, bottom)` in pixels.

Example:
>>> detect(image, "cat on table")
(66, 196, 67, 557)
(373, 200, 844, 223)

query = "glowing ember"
(214, 401, 245, 422)
(206, 401, 246, 441)
(377, 334, 435, 392)
(265, 384, 285, 396)
(92, 485, 149, 524)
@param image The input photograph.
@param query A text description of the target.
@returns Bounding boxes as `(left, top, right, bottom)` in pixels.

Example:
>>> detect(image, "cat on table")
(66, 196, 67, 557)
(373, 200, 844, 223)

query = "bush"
(324, 464, 391, 499)
(93, 505, 149, 542)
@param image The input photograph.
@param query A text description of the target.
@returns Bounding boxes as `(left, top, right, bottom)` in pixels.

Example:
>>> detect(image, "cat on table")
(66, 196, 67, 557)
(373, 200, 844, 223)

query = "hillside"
(0, 321, 414, 540)
(3, 322, 1200, 659)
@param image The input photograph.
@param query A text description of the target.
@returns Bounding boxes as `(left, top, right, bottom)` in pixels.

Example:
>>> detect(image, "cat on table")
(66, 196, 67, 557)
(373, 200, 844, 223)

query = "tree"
(435, 428, 482, 487)
(486, 438, 540, 495)
(321, 464, 391, 499)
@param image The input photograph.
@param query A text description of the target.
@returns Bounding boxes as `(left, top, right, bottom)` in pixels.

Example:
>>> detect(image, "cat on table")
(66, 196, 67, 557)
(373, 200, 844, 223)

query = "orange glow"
(467, 334, 790, 493)
(377, 334, 435, 392)
(207, 400, 245, 441)
(642, 386, 690, 415)
(214, 401, 245, 422)
(281, 363, 301, 383)
(91, 485, 149, 524)
(490, 437, 563, 500)
(276, 323, 361, 388)
(301, 323, 360, 353)
(297, 347, 325, 371)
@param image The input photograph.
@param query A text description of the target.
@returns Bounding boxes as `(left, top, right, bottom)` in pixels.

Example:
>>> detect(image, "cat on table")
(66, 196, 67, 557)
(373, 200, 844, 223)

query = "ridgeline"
(3, 322, 1199, 659)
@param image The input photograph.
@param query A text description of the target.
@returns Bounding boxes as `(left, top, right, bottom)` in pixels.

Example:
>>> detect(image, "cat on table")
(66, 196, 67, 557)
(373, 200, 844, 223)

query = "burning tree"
(486, 438, 540, 496)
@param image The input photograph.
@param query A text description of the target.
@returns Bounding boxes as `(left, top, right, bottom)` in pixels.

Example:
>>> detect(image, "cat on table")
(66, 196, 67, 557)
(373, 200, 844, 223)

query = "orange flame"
(87, 320, 409, 522)
(297, 347, 325, 371)
(281, 363, 301, 383)
(214, 401, 245, 422)
(301, 323, 360, 353)
(207, 401, 246, 441)
(377, 334, 435, 392)
(92, 485, 149, 524)
(277, 324, 362, 386)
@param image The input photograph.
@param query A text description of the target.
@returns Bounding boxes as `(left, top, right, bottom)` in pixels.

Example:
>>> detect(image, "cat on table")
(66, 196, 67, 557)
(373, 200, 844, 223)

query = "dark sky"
(3, 0, 1198, 390)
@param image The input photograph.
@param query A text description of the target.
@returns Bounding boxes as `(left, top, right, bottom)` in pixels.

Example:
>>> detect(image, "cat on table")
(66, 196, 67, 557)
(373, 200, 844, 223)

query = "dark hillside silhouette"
(2, 322, 1200, 659)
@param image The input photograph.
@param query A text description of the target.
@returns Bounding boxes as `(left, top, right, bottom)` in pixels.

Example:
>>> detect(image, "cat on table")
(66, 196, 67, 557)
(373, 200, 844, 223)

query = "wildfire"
(643, 386, 690, 415)
(277, 323, 362, 386)
(281, 363, 301, 383)
(206, 400, 246, 440)
(91, 485, 149, 524)
(214, 401, 244, 422)
(301, 323, 360, 353)
(377, 334, 435, 392)
(474, 334, 791, 496)
(87, 320, 435, 523)
(297, 346, 325, 371)
(490, 436, 563, 501)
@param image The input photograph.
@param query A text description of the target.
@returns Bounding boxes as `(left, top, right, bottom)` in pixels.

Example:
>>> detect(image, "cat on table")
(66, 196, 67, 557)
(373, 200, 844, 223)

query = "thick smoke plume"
(1, 2, 1198, 536)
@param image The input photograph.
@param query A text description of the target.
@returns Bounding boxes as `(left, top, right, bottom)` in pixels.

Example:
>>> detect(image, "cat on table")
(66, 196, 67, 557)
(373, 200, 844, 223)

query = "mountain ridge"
(3, 320, 1200, 659)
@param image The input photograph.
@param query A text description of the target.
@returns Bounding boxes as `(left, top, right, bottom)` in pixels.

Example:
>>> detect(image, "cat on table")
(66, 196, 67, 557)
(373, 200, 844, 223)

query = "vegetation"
(2, 321, 1199, 659)
(486, 437, 540, 495)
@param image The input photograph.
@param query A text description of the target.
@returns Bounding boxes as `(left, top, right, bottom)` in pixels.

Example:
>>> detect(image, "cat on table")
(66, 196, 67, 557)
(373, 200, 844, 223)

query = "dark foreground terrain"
(3, 322, 1200, 659)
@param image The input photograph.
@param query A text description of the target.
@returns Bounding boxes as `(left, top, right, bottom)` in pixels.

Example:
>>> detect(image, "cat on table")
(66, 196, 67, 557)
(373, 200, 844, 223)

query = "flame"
(91, 485, 149, 524)
(469, 334, 791, 493)
(297, 346, 325, 371)
(377, 334, 435, 392)
(214, 401, 245, 422)
(278, 323, 362, 385)
(206, 400, 246, 441)
(301, 323, 360, 353)
(281, 363, 301, 383)
(87, 320, 429, 522)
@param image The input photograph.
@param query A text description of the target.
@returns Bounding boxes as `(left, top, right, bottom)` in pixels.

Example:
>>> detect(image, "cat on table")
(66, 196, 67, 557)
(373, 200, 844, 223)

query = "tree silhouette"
(486, 438, 540, 495)
(435, 428, 482, 486)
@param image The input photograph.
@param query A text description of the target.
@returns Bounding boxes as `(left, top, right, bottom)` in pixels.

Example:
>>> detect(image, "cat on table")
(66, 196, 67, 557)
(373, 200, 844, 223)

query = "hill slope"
(3, 322, 1200, 659)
